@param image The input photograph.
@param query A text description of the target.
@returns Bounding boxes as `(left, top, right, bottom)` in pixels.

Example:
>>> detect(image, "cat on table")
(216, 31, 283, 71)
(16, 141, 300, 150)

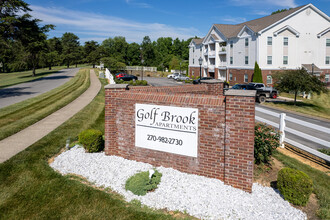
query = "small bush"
(254, 123, 280, 164)
(125, 170, 162, 196)
(277, 168, 313, 206)
(78, 129, 104, 153)
(185, 79, 192, 84)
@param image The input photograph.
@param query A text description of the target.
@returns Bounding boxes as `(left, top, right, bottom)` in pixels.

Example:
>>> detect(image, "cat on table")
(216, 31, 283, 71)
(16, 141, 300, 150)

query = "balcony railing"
(203, 50, 208, 55)
(209, 50, 215, 56)
(219, 47, 226, 54)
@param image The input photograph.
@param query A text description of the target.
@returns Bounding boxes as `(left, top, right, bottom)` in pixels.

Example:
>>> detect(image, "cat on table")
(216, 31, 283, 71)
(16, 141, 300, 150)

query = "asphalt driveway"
(0, 68, 79, 109)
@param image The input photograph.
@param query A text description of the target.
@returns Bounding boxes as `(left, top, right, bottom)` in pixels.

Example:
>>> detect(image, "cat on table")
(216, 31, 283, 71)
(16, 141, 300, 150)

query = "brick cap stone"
(225, 90, 256, 97)
(200, 79, 223, 84)
(104, 84, 128, 89)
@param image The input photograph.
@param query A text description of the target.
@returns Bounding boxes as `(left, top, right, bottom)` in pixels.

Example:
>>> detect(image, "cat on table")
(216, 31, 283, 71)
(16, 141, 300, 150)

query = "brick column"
(224, 90, 256, 192)
(200, 79, 224, 96)
(104, 84, 128, 155)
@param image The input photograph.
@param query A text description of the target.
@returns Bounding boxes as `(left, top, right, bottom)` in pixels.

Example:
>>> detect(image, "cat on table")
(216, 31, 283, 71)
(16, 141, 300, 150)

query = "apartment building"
(188, 4, 330, 86)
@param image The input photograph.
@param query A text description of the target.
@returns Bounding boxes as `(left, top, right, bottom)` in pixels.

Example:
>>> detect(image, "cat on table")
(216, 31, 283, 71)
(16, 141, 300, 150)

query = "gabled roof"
(191, 38, 204, 45)
(214, 4, 307, 39)
(211, 34, 219, 41)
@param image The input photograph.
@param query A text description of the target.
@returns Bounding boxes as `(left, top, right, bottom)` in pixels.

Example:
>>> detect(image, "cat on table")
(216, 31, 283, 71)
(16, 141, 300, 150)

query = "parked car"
(229, 83, 278, 103)
(193, 77, 213, 84)
(117, 74, 138, 81)
(167, 72, 180, 79)
(176, 75, 190, 81)
(115, 72, 127, 78)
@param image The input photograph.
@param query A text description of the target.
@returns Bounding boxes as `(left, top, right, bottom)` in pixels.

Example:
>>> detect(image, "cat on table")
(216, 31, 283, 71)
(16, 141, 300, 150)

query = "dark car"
(193, 77, 213, 84)
(118, 74, 138, 81)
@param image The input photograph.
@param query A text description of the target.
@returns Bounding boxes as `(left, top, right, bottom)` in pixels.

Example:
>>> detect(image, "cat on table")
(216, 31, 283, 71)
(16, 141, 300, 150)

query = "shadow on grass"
(268, 100, 317, 108)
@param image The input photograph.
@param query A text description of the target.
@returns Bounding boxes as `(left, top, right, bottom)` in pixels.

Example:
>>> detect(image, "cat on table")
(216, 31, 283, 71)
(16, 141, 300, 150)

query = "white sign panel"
(135, 104, 198, 157)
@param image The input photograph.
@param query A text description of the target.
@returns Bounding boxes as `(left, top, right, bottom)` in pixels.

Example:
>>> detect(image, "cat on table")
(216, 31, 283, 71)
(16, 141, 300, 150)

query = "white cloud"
(251, 10, 270, 16)
(125, 0, 151, 8)
(221, 16, 247, 24)
(30, 5, 199, 43)
(229, 0, 297, 8)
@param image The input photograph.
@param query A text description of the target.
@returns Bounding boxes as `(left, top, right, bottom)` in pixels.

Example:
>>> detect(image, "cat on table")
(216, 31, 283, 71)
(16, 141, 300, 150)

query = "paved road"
(144, 77, 185, 87)
(0, 68, 79, 109)
(256, 104, 330, 151)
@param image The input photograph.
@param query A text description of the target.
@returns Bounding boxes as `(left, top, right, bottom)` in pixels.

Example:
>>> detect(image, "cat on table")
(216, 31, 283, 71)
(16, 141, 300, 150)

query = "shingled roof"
(214, 5, 307, 39)
(191, 38, 204, 45)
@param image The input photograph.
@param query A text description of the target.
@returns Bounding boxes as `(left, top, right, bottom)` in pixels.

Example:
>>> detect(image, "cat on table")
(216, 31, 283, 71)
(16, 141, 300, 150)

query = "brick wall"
(105, 83, 255, 192)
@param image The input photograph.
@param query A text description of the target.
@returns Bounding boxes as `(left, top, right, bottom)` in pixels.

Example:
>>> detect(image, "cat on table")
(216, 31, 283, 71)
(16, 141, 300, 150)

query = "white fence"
(255, 106, 330, 162)
(126, 66, 157, 72)
(105, 68, 115, 84)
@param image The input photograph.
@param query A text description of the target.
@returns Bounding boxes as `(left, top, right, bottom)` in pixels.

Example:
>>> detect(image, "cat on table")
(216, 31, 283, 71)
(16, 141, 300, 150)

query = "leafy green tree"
(169, 56, 180, 71)
(101, 57, 125, 72)
(141, 36, 156, 66)
(252, 62, 263, 83)
(16, 14, 54, 76)
(101, 36, 128, 62)
(84, 41, 101, 68)
(271, 8, 291, 15)
(272, 68, 327, 104)
(0, 0, 31, 72)
(40, 37, 61, 70)
(126, 42, 141, 65)
(61, 32, 80, 68)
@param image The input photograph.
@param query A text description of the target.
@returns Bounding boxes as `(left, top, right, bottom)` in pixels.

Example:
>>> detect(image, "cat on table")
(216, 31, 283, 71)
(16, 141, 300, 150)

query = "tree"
(84, 41, 101, 68)
(141, 36, 156, 66)
(16, 14, 54, 76)
(0, 0, 31, 72)
(252, 62, 263, 83)
(271, 8, 292, 15)
(61, 32, 80, 68)
(272, 68, 327, 105)
(40, 37, 61, 70)
(126, 42, 141, 65)
(101, 57, 125, 72)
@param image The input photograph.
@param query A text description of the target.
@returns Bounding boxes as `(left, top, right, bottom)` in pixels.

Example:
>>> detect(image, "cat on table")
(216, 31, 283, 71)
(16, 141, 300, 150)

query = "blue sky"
(26, 0, 330, 43)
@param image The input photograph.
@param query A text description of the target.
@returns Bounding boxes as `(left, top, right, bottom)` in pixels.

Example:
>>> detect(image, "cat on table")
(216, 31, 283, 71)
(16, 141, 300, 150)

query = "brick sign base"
(105, 81, 255, 192)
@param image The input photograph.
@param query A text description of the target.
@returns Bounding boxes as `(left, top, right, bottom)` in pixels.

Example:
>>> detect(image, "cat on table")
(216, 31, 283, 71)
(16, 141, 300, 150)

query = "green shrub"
(185, 80, 192, 84)
(254, 123, 280, 164)
(125, 170, 162, 196)
(277, 168, 313, 206)
(78, 129, 104, 153)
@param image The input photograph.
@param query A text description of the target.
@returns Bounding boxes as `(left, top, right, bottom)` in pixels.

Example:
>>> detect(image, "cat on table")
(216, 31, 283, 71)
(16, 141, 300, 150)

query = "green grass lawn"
(273, 151, 330, 219)
(264, 92, 330, 120)
(0, 69, 90, 141)
(0, 64, 90, 89)
(0, 77, 178, 219)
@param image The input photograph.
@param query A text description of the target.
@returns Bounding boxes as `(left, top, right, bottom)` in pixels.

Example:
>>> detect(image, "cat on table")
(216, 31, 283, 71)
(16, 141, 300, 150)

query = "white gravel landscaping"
(50, 146, 307, 220)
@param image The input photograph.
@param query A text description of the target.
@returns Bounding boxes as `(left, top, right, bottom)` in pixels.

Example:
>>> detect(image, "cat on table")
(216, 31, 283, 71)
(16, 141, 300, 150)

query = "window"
(234, 77, 236, 81)
(283, 37, 288, 46)
(327, 39, 330, 47)
(193, 47, 195, 53)
(245, 56, 248, 65)
(244, 74, 248, 83)
(230, 41, 233, 48)
(326, 56, 330, 65)
(267, 56, 272, 65)
(245, 38, 249, 47)
(325, 74, 329, 82)
(283, 56, 288, 65)
(193, 59, 194, 64)
(192, 70, 194, 76)
(200, 47, 202, 51)
(230, 56, 233, 64)
(267, 75, 272, 84)
(229, 73, 233, 81)
(267, 37, 272, 46)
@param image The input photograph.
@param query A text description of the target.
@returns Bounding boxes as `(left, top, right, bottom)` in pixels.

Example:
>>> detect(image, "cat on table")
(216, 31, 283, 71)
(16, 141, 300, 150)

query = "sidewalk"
(0, 70, 101, 163)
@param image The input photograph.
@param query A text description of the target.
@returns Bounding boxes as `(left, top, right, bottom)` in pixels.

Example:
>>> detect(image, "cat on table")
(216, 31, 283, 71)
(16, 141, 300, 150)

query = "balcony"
(219, 47, 226, 54)
(209, 50, 215, 57)
(218, 62, 227, 70)
(208, 64, 215, 72)
(203, 49, 208, 56)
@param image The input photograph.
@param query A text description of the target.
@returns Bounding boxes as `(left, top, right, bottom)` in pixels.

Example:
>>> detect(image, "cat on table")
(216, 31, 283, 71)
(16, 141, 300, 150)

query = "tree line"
(0, 0, 192, 75)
